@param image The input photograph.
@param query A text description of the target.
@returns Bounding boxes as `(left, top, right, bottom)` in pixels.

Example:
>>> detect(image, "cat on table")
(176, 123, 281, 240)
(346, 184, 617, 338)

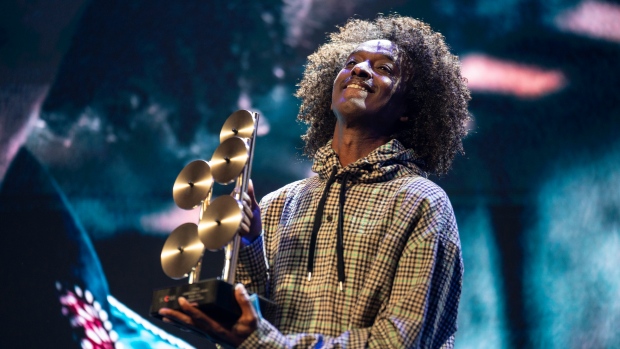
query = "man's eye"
(345, 60, 357, 67)
(378, 66, 393, 73)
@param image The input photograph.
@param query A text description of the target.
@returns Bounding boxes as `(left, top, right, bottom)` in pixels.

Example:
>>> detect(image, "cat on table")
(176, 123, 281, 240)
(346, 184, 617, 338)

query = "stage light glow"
(58, 286, 116, 349)
(82, 338, 94, 349)
(461, 54, 567, 99)
(99, 309, 109, 322)
(273, 66, 285, 79)
(526, 145, 620, 347)
(107, 295, 194, 349)
(85, 328, 102, 345)
(555, 0, 620, 43)
(85, 290, 94, 304)
(140, 205, 200, 233)
(456, 206, 509, 349)
(257, 115, 270, 136)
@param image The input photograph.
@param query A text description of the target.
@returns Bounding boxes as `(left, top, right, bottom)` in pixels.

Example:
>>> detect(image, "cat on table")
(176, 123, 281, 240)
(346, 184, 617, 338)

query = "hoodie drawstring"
(307, 166, 338, 282)
(336, 171, 350, 291)
(306, 165, 350, 292)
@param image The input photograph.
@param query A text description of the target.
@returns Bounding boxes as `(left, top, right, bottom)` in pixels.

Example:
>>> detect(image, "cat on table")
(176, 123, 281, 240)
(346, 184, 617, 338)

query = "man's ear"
(399, 116, 409, 122)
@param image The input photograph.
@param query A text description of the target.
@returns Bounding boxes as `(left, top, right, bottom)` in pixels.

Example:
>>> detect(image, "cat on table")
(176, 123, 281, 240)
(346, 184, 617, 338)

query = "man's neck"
(331, 124, 390, 167)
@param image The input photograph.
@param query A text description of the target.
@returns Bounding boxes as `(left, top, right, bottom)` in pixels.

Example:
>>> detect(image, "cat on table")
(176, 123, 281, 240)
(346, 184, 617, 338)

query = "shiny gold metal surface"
(161, 223, 204, 279)
(172, 160, 214, 209)
(198, 195, 242, 250)
(211, 137, 249, 184)
(220, 110, 255, 142)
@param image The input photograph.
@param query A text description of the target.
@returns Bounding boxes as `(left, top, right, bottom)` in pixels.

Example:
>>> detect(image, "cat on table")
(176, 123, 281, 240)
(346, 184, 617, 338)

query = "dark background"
(2, 0, 619, 348)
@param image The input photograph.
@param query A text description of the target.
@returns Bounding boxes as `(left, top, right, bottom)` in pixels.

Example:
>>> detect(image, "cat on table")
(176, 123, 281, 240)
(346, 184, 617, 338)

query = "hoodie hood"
(312, 139, 426, 183)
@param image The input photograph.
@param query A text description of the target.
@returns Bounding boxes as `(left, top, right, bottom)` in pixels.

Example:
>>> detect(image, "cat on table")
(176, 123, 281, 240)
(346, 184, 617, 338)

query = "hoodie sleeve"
(236, 233, 270, 297)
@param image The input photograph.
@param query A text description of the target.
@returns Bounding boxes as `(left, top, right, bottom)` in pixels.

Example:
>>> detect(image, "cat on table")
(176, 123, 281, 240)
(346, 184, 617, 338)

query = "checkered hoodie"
(237, 139, 463, 348)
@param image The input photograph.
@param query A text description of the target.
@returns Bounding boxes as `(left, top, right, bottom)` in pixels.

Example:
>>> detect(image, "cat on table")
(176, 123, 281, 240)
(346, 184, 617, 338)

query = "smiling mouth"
(346, 83, 369, 92)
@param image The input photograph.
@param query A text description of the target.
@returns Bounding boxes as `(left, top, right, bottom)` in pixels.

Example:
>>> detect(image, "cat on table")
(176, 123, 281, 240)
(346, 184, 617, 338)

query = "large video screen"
(2, 0, 619, 348)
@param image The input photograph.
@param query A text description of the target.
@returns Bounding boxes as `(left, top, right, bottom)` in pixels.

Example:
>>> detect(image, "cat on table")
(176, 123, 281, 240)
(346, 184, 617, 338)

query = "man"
(160, 15, 470, 348)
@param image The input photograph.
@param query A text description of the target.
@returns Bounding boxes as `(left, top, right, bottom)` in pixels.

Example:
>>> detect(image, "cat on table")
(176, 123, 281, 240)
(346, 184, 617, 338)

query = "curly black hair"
(296, 15, 471, 176)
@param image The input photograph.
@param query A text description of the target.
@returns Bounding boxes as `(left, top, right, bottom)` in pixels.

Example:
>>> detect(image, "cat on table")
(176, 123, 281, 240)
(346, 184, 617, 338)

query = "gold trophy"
(150, 110, 272, 335)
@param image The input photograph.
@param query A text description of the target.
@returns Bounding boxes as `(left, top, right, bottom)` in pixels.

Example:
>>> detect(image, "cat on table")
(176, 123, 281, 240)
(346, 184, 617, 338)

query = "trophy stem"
(241, 113, 258, 195)
(222, 112, 258, 284)
(222, 235, 240, 283)
(189, 256, 203, 284)
(200, 191, 212, 221)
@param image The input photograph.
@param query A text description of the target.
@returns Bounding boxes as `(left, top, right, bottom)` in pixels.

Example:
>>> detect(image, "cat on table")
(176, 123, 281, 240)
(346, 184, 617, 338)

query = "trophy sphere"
(220, 110, 255, 143)
(173, 160, 214, 209)
(211, 137, 249, 184)
(198, 195, 242, 251)
(161, 223, 204, 279)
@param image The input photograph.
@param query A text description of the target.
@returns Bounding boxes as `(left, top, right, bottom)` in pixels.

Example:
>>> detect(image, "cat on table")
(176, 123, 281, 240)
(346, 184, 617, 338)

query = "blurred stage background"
(1, 0, 619, 348)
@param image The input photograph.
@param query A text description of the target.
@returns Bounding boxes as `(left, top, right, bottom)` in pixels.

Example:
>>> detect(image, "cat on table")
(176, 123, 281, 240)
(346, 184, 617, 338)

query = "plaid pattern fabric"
(236, 140, 463, 348)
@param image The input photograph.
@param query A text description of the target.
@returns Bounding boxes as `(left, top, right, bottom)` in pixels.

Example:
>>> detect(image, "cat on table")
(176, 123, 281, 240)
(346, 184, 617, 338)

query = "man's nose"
(352, 61, 372, 78)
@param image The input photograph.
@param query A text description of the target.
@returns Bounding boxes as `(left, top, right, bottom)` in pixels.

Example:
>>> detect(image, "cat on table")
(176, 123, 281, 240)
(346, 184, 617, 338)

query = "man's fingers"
(234, 284, 258, 326)
(243, 201, 253, 219)
(161, 289, 257, 346)
(247, 180, 259, 208)
(247, 180, 255, 198)
(243, 211, 251, 225)
(242, 192, 251, 205)
(179, 298, 227, 329)
(159, 307, 195, 326)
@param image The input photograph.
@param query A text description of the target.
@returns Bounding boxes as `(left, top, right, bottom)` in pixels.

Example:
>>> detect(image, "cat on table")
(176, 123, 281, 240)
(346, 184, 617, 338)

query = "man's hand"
(236, 180, 262, 246)
(158, 284, 259, 347)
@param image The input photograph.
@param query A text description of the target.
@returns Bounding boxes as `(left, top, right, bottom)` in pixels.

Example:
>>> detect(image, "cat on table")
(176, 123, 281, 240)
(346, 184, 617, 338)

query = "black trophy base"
(150, 278, 273, 329)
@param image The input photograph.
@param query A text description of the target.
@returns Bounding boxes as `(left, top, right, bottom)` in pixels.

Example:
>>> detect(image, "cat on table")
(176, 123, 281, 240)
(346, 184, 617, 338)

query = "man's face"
(331, 39, 405, 131)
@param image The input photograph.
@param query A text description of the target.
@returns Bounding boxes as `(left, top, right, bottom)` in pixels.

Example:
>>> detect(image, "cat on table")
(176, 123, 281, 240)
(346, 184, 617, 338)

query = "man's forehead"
(350, 39, 399, 60)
